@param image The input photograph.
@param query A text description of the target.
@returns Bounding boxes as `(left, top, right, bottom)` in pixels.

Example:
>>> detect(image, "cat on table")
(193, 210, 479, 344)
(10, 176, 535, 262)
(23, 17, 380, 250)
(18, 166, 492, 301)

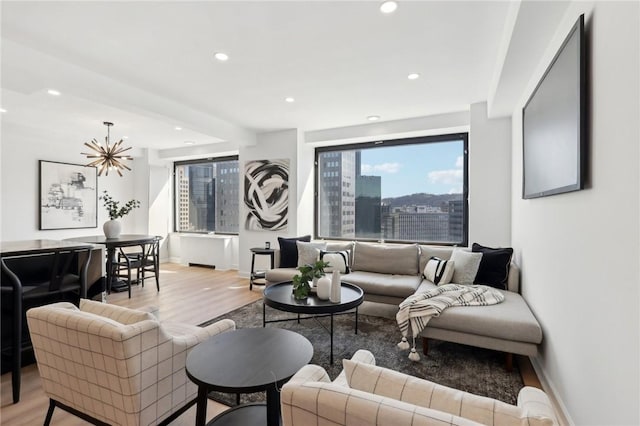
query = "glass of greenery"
(292, 259, 330, 300)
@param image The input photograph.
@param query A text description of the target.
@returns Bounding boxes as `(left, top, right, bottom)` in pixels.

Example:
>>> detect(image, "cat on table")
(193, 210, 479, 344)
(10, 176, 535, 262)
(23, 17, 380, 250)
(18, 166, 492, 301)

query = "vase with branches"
(100, 191, 141, 238)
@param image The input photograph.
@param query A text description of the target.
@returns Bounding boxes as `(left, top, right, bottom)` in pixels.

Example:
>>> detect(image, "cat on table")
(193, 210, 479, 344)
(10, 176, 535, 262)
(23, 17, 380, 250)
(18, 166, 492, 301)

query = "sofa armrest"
(334, 349, 376, 386)
(517, 386, 558, 425)
(79, 298, 156, 324)
(288, 364, 331, 386)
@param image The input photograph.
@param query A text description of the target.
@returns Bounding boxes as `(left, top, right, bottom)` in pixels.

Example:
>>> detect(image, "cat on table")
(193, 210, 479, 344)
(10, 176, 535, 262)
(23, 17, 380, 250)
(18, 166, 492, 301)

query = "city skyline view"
(360, 139, 464, 198)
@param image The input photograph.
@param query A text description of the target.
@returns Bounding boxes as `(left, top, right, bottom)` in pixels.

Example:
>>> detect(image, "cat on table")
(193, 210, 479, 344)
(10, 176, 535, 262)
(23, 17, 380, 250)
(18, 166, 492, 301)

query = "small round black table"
(249, 247, 275, 290)
(263, 281, 364, 364)
(186, 328, 313, 426)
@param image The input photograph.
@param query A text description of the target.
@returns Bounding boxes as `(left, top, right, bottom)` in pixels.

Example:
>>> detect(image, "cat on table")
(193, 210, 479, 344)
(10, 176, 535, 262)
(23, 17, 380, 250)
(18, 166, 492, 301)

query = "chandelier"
(82, 121, 132, 176)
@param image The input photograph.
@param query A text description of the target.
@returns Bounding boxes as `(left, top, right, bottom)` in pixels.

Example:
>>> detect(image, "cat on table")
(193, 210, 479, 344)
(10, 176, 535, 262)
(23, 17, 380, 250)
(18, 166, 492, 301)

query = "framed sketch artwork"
(39, 160, 98, 230)
(244, 159, 289, 231)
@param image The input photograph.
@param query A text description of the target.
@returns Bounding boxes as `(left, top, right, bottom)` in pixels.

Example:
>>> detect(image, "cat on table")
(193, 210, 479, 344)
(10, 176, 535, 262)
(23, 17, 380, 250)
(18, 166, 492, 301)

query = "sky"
(359, 139, 464, 198)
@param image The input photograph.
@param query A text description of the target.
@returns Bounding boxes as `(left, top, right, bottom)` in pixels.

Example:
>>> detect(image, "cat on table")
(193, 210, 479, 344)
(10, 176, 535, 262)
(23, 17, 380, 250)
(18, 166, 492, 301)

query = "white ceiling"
(0, 1, 569, 151)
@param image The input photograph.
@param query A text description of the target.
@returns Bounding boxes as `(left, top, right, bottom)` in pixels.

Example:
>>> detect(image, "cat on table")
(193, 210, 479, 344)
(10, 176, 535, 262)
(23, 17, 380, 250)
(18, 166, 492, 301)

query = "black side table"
(186, 328, 313, 426)
(249, 248, 275, 290)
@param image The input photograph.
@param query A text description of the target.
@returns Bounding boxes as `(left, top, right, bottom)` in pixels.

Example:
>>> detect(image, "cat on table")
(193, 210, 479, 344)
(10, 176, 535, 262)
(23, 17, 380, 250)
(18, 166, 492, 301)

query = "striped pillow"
(320, 250, 350, 274)
(423, 257, 454, 285)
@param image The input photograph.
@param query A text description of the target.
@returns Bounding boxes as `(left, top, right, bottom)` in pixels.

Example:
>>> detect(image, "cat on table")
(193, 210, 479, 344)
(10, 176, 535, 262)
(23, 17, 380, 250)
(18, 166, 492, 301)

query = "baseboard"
(530, 357, 574, 426)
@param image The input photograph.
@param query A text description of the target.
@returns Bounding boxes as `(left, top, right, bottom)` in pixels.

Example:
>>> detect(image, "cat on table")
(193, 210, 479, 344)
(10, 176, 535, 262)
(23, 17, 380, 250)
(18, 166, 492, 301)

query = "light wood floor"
(0, 263, 540, 424)
(0, 263, 262, 425)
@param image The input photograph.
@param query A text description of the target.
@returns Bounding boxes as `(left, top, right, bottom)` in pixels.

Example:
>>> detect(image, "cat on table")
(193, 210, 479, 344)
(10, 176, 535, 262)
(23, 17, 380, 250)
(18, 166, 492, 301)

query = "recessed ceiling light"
(214, 52, 229, 61)
(0, 108, 6, 113)
(47, 89, 61, 96)
(380, 1, 398, 14)
(184, 141, 195, 145)
(367, 115, 381, 121)
(408, 73, 420, 80)
(285, 97, 295, 103)
(122, 136, 129, 139)
(174, 126, 182, 131)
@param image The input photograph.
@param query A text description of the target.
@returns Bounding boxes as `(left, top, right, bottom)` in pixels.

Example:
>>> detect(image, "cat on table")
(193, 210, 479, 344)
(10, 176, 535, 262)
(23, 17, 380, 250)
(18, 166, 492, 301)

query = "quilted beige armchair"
(26, 299, 235, 426)
(281, 349, 558, 426)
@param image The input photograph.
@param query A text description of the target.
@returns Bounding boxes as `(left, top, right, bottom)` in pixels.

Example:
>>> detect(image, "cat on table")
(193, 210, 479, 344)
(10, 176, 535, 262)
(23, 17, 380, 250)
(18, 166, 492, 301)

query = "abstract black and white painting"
(39, 160, 98, 230)
(244, 159, 289, 231)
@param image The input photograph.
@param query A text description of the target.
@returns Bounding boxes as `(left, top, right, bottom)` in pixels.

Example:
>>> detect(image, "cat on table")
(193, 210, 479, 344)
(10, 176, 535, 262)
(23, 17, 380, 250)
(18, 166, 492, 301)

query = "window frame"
(173, 155, 240, 235)
(314, 133, 469, 246)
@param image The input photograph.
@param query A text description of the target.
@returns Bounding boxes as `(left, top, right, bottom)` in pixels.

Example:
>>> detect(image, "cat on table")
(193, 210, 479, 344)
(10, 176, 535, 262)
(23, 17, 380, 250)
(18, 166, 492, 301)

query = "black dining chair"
(0, 247, 92, 403)
(139, 236, 161, 291)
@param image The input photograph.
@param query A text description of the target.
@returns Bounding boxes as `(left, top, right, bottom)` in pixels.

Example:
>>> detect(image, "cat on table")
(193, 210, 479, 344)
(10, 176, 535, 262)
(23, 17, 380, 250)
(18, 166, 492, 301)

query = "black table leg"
(263, 303, 266, 327)
(355, 306, 358, 335)
(330, 313, 334, 365)
(106, 247, 115, 295)
(266, 383, 280, 426)
(195, 385, 208, 426)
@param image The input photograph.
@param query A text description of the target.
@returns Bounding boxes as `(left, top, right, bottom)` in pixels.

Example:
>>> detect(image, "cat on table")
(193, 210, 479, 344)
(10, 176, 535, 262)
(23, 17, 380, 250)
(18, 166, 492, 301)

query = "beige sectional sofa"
(265, 241, 542, 359)
(281, 349, 557, 426)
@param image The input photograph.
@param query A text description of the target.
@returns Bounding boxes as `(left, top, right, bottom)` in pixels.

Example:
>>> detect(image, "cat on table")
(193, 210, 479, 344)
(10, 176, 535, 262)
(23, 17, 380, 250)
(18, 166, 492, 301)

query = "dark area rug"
(201, 299, 522, 406)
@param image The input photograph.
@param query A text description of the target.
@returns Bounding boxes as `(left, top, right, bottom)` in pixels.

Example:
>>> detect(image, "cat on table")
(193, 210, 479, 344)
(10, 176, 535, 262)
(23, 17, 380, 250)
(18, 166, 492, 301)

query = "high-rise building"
(176, 167, 190, 230)
(216, 161, 240, 233)
(448, 199, 464, 243)
(188, 164, 214, 232)
(317, 151, 356, 238)
(355, 175, 381, 238)
(383, 211, 449, 242)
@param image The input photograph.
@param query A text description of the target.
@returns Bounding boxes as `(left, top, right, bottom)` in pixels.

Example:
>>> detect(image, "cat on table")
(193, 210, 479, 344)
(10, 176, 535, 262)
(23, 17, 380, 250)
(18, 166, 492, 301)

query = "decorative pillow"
(342, 359, 543, 425)
(472, 243, 514, 290)
(320, 250, 350, 274)
(296, 241, 327, 267)
(450, 249, 482, 285)
(423, 257, 454, 285)
(277, 235, 311, 268)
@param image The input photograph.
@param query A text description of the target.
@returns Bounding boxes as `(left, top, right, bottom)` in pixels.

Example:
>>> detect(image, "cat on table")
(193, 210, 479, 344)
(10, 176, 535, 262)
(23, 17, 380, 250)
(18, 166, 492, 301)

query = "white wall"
(511, 2, 639, 424)
(0, 123, 141, 241)
(469, 102, 512, 246)
(238, 129, 299, 275)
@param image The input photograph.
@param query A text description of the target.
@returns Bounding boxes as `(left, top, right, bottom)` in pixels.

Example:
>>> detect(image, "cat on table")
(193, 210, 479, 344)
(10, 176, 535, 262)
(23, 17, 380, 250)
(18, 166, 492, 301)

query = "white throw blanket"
(396, 284, 505, 361)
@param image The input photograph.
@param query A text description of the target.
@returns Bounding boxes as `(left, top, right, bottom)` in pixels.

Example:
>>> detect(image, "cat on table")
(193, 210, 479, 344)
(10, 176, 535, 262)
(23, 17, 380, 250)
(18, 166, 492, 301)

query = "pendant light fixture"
(82, 121, 132, 176)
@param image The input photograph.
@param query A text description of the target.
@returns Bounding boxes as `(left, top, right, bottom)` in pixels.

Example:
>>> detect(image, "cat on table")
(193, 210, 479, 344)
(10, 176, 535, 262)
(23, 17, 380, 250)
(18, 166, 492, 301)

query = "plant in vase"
(292, 259, 329, 300)
(100, 190, 141, 238)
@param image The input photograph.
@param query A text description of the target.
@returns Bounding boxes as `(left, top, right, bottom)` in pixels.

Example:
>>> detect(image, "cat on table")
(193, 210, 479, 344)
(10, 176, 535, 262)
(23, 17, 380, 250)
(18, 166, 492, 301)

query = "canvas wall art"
(39, 160, 98, 230)
(244, 159, 289, 231)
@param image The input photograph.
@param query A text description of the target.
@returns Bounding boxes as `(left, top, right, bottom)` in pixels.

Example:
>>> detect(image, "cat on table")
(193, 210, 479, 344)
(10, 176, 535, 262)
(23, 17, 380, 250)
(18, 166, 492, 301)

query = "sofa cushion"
(326, 241, 355, 265)
(278, 235, 311, 267)
(472, 243, 513, 289)
(320, 250, 350, 274)
(343, 359, 553, 426)
(342, 271, 421, 298)
(450, 249, 482, 285)
(424, 257, 455, 285)
(416, 281, 542, 344)
(296, 241, 326, 267)
(265, 268, 298, 284)
(352, 242, 419, 275)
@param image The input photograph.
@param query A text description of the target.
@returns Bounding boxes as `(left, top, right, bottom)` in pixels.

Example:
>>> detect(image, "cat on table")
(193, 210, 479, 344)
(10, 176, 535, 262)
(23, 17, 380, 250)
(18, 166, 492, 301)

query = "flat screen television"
(522, 14, 586, 199)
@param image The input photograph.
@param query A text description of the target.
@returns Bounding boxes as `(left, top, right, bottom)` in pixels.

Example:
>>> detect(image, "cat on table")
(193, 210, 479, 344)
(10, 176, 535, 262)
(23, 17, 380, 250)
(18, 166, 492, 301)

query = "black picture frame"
(39, 160, 98, 230)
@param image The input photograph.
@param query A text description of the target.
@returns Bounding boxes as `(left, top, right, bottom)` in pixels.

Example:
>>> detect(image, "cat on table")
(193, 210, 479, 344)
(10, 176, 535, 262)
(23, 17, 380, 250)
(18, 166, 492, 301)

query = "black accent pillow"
(277, 235, 311, 268)
(472, 243, 514, 289)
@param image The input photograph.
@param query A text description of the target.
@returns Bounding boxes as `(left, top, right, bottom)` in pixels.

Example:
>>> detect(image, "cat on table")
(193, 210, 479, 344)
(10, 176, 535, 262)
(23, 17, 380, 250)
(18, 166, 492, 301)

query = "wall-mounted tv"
(522, 14, 586, 199)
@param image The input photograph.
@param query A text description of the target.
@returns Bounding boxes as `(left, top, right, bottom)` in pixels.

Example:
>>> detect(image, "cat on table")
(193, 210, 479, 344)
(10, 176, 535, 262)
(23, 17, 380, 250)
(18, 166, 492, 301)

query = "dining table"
(66, 234, 161, 300)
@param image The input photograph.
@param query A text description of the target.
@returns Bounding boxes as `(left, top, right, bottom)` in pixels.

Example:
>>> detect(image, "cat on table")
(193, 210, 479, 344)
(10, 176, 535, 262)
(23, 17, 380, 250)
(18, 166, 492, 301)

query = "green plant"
(292, 259, 330, 299)
(100, 190, 141, 220)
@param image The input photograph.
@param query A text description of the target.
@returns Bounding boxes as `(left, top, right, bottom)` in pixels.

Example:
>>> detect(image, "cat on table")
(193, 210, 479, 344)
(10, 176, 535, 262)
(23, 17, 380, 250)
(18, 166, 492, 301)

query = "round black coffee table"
(186, 328, 313, 426)
(263, 281, 364, 364)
